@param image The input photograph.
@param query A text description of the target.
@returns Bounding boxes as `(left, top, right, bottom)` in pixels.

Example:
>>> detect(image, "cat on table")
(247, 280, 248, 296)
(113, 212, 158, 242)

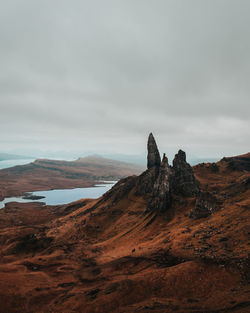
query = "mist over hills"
(0, 152, 34, 161)
(0, 150, 219, 167)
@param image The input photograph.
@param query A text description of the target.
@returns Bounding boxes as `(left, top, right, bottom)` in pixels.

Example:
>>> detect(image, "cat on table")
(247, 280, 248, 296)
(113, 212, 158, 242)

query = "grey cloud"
(0, 0, 249, 159)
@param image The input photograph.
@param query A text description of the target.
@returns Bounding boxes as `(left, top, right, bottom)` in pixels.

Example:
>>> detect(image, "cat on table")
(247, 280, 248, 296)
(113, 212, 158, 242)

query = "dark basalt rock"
(147, 133, 161, 169)
(102, 175, 137, 204)
(189, 191, 216, 219)
(147, 154, 172, 212)
(135, 134, 200, 213)
(171, 150, 199, 197)
(135, 166, 159, 195)
(107, 133, 202, 215)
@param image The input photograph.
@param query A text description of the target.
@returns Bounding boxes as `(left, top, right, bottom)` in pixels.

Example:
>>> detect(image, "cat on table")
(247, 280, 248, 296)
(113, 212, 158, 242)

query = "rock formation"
(135, 167, 158, 195)
(104, 133, 201, 215)
(189, 191, 215, 219)
(102, 175, 137, 205)
(135, 133, 162, 196)
(171, 150, 199, 197)
(147, 154, 172, 212)
(147, 133, 161, 169)
(143, 134, 199, 213)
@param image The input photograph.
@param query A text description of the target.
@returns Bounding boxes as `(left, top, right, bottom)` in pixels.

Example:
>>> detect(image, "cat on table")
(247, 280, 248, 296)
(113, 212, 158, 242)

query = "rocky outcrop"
(189, 191, 216, 219)
(102, 176, 137, 204)
(147, 133, 161, 169)
(105, 133, 201, 215)
(147, 154, 172, 212)
(138, 134, 199, 213)
(133, 134, 201, 213)
(135, 133, 162, 196)
(135, 167, 158, 195)
(171, 150, 199, 197)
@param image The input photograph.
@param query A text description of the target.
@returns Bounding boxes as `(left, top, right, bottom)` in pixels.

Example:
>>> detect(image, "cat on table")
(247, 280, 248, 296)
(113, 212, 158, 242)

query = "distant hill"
(0, 135, 249, 313)
(0, 155, 144, 200)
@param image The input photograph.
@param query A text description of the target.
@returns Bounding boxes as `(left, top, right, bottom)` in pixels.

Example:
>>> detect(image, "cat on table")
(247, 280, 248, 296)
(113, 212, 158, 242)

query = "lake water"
(0, 181, 116, 209)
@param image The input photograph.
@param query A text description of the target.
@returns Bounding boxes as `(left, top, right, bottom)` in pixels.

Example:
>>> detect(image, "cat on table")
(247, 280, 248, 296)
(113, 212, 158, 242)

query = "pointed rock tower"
(136, 133, 161, 195)
(147, 153, 172, 212)
(171, 150, 199, 196)
(136, 134, 200, 214)
(147, 133, 161, 169)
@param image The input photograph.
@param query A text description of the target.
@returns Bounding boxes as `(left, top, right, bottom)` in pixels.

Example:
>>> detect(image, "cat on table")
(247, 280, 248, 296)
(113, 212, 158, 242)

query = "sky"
(0, 0, 249, 162)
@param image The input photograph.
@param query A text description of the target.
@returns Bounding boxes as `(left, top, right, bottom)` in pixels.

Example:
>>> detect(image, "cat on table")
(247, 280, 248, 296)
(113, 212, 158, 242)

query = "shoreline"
(0, 181, 116, 209)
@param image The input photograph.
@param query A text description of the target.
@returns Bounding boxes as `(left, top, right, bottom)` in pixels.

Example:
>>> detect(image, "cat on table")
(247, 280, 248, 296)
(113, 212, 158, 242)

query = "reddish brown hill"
(0, 145, 249, 313)
(0, 156, 143, 200)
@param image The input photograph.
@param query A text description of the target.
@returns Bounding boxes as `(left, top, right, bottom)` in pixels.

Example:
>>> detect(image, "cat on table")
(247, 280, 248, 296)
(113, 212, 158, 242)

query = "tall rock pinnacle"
(147, 133, 161, 169)
(137, 135, 200, 215)
(147, 153, 172, 212)
(171, 150, 199, 196)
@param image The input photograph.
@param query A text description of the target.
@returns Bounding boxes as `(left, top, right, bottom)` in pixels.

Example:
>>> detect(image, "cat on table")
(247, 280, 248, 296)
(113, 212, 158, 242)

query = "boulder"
(189, 191, 215, 219)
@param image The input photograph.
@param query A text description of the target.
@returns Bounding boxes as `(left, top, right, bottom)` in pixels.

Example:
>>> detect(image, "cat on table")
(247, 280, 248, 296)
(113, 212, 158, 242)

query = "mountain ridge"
(0, 156, 143, 201)
(0, 134, 249, 313)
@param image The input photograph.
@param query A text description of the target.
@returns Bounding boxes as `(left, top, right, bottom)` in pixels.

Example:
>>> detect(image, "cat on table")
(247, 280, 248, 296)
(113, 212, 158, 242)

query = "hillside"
(0, 156, 143, 201)
(0, 135, 249, 313)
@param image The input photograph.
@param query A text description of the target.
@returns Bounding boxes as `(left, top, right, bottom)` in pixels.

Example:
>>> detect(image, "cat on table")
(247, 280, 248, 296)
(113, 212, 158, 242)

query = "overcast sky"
(0, 0, 249, 160)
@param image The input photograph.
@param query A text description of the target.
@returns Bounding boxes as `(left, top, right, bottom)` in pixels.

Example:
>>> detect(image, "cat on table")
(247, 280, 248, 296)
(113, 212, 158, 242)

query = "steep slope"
(0, 136, 249, 313)
(0, 156, 143, 200)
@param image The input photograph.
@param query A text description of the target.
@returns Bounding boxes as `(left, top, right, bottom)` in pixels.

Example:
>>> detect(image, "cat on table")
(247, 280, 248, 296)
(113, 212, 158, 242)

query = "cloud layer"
(0, 0, 249, 158)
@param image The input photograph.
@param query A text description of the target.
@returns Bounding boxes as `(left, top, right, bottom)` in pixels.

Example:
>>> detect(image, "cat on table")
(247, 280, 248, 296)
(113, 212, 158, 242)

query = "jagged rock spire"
(137, 135, 200, 214)
(147, 133, 161, 169)
(147, 152, 172, 212)
(173, 149, 186, 164)
(171, 149, 199, 196)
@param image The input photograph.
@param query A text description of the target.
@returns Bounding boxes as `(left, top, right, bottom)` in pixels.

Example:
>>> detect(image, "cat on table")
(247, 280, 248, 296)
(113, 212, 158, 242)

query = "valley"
(0, 156, 143, 201)
(0, 135, 249, 313)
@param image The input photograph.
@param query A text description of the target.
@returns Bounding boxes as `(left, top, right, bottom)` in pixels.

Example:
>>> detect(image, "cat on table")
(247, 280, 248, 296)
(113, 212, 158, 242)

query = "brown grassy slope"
(0, 156, 143, 200)
(0, 154, 249, 313)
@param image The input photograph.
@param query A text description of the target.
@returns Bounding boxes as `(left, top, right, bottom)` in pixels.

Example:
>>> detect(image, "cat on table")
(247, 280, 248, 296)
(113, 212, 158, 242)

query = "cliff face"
(102, 134, 248, 222)
(171, 149, 199, 196)
(0, 135, 249, 313)
(108, 133, 200, 215)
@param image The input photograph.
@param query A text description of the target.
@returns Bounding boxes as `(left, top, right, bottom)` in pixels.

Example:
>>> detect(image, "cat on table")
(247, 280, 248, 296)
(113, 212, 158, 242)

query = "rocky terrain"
(0, 156, 143, 201)
(0, 134, 249, 313)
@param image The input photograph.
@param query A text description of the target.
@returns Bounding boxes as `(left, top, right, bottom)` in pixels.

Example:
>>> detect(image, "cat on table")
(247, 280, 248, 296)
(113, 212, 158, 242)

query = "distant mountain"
(0, 153, 34, 161)
(76, 155, 145, 171)
(100, 153, 220, 166)
(100, 153, 146, 165)
(0, 155, 143, 200)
